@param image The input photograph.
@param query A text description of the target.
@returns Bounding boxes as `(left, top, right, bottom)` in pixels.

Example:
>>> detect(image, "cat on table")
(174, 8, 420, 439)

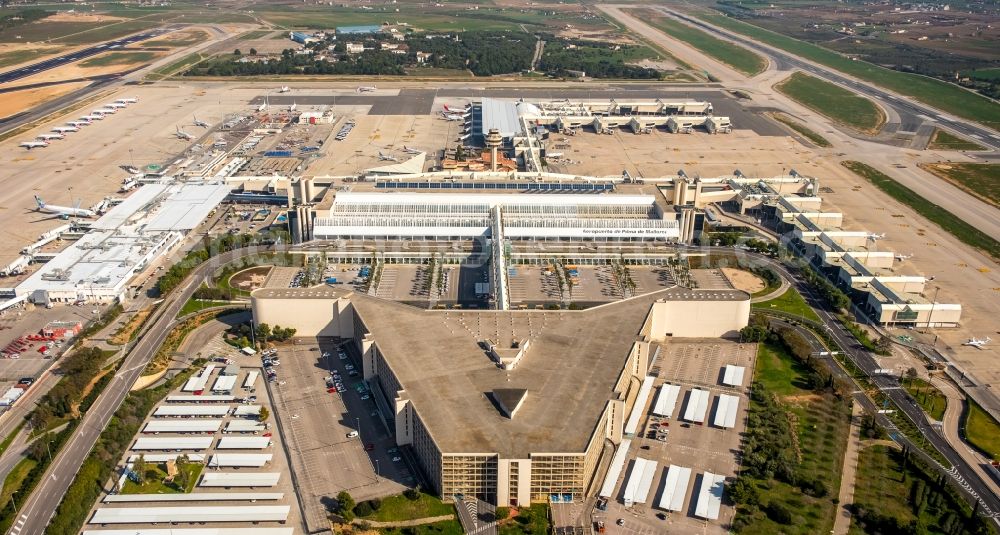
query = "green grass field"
(738, 341, 851, 534)
(146, 51, 206, 80)
(640, 11, 766, 76)
(0, 458, 36, 509)
(237, 30, 273, 41)
(922, 163, 999, 208)
(0, 423, 24, 456)
(498, 504, 550, 535)
(0, 46, 63, 68)
(80, 51, 157, 67)
(962, 67, 1000, 82)
(842, 161, 1000, 260)
(121, 461, 202, 494)
(177, 298, 233, 318)
(963, 399, 1000, 461)
(926, 129, 987, 151)
(697, 13, 1000, 131)
(777, 72, 885, 133)
(753, 287, 822, 323)
(903, 378, 947, 421)
(770, 113, 832, 147)
(358, 493, 455, 522)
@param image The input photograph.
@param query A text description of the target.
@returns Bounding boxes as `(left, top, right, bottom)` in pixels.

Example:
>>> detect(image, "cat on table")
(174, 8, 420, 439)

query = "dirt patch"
(720, 267, 765, 294)
(71, 366, 115, 417)
(44, 12, 129, 24)
(782, 393, 824, 404)
(109, 306, 154, 346)
(230, 265, 273, 292)
(0, 82, 89, 119)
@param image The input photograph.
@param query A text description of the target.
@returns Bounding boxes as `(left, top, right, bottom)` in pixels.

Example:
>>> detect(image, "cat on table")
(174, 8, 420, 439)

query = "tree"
(353, 500, 373, 517)
(28, 433, 52, 463)
(234, 49, 242, 56)
(494, 506, 510, 521)
(727, 476, 760, 506)
(403, 487, 421, 500)
(336, 490, 355, 521)
(249, 47, 258, 56)
(877, 335, 894, 355)
(174, 454, 190, 490)
(764, 502, 793, 524)
(256, 323, 272, 344)
(258, 406, 270, 422)
(905, 367, 919, 385)
(133, 454, 147, 484)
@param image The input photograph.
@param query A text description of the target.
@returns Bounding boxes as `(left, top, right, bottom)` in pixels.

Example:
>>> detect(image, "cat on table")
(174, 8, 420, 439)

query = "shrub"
(403, 487, 421, 500)
(353, 501, 373, 517)
(764, 502, 793, 525)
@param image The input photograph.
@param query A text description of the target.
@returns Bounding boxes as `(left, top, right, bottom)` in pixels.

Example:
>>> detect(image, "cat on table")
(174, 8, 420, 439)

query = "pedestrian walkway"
(832, 402, 864, 535)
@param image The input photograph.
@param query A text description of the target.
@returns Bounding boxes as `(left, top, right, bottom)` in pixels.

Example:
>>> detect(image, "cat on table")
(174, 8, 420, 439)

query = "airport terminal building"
(251, 286, 749, 505)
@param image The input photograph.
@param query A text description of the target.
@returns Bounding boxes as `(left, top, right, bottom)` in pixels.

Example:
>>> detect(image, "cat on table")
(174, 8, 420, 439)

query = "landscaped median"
(841, 161, 1000, 260)
(776, 72, 885, 134)
(634, 10, 767, 76)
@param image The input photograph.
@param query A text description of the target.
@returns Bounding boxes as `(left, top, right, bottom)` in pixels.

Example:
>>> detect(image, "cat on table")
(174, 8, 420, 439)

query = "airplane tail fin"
(34, 195, 44, 209)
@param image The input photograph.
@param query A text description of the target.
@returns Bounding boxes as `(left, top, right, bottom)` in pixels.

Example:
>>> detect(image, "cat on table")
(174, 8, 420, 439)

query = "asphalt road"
(662, 8, 1000, 150)
(0, 28, 173, 85)
(9, 245, 278, 535)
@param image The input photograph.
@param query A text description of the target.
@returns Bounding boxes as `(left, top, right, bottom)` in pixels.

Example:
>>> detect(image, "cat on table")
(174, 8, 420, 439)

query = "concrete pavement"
(832, 403, 864, 535)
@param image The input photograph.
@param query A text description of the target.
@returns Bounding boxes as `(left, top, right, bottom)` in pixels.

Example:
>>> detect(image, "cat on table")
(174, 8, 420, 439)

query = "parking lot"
(85, 347, 303, 531)
(267, 338, 408, 533)
(593, 340, 755, 535)
(506, 265, 677, 308)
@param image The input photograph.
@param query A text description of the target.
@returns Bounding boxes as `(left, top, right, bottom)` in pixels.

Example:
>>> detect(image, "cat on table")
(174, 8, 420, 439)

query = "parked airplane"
(443, 104, 469, 113)
(93, 107, 116, 115)
(402, 146, 422, 154)
(175, 126, 194, 141)
(82, 114, 103, 121)
(357, 86, 376, 92)
(257, 103, 267, 112)
(52, 126, 78, 134)
(193, 116, 209, 128)
(19, 141, 48, 150)
(115, 97, 139, 104)
(546, 152, 564, 158)
(67, 121, 89, 128)
(278, 86, 291, 93)
(289, 102, 297, 112)
(120, 176, 139, 192)
(866, 233, 886, 240)
(440, 112, 465, 121)
(894, 253, 913, 261)
(378, 151, 399, 162)
(34, 196, 95, 218)
(964, 337, 992, 349)
(107, 102, 127, 109)
(37, 133, 65, 141)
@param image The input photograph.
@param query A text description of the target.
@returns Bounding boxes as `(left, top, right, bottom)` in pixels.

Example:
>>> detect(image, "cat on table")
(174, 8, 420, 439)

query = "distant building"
(336, 25, 382, 35)
(346, 43, 366, 54)
(415, 51, 432, 64)
(289, 31, 319, 45)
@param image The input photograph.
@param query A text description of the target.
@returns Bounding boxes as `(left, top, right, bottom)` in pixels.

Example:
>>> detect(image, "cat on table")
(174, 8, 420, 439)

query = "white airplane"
(115, 97, 139, 104)
(546, 152, 564, 158)
(19, 141, 48, 150)
(894, 253, 913, 261)
(378, 151, 399, 162)
(52, 126, 78, 134)
(289, 102, 297, 112)
(175, 126, 194, 141)
(458, 133, 471, 141)
(443, 104, 468, 113)
(34, 196, 95, 218)
(67, 121, 89, 128)
(82, 114, 103, 121)
(440, 113, 464, 121)
(964, 337, 991, 349)
(402, 146, 421, 154)
(120, 177, 139, 192)
(107, 102, 127, 109)
(867, 233, 886, 240)
(193, 116, 209, 128)
(257, 102, 267, 112)
(93, 108, 116, 115)
(278, 86, 291, 93)
(37, 133, 64, 141)
(357, 86, 376, 93)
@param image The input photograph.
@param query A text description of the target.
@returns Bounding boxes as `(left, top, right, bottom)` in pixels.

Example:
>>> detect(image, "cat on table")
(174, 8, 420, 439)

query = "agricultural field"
(776, 72, 885, 134)
(926, 129, 987, 151)
(691, 12, 1000, 131)
(842, 161, 1000, 260)
(920, 163, 999, 208)
(636, 10, 766, 76)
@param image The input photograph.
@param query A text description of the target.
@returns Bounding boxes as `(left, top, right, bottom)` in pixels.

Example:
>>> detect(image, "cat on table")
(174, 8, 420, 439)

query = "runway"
(0, 27, 175, 85)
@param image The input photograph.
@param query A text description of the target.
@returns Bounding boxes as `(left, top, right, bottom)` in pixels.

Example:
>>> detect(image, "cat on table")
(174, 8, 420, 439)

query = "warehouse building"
(250, 283, 748, 506)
